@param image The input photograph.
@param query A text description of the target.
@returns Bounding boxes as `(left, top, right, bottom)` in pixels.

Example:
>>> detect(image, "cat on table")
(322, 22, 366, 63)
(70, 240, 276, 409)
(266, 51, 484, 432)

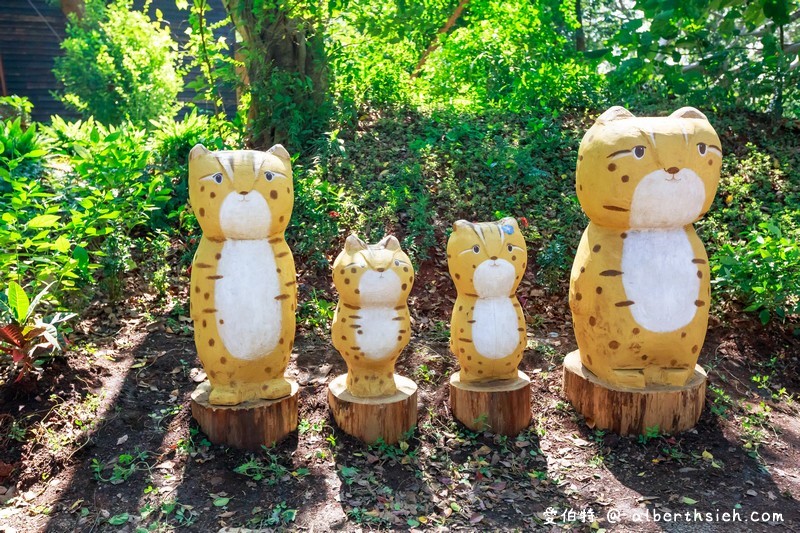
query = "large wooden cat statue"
(188, 144, 297, 406)
(570, 106, 722, 389)
(331, 234, 414, 397)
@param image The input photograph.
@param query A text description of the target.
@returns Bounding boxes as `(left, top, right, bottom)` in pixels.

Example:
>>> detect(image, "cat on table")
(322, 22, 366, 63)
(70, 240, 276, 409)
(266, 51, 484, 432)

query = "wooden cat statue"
(331, 234, 414, 397)
(188, 144, 297, 406)
(569, 106, 721, 390)
(447, 218, 528, 381)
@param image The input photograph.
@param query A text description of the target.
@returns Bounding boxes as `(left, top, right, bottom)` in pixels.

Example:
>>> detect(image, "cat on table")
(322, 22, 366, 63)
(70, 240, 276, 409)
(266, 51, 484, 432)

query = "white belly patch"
(621, 229, 700, 333)
(215, 239, 281, 360)
(472, 297, 518, 359)
(358, 307, 400, 361)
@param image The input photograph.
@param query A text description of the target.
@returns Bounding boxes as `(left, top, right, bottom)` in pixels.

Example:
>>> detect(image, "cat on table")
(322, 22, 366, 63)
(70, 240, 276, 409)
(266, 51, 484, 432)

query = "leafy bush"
(0, 282, 74, 384)
(0, 118, 48, 182)
(54, 0, 183, 126)
(0, 95, 34, 125)
(713, 222, 800, 324)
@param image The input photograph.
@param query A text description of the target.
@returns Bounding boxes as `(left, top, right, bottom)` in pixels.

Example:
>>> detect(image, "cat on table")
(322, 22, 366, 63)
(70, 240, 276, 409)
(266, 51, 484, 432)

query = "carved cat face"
(333, 235, 414, 305)
(576, 106, 722, 229)
(188, 144, 293, 240)
(447, 218, 527, 297)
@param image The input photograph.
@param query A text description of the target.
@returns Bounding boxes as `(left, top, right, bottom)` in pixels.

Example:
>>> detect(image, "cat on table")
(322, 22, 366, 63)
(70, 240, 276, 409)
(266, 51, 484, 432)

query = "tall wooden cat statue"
(331, 234, 414, 397)
(448, 218, 528, 381)
(569, 106, 721, 390)
(188, 144, 297, 406)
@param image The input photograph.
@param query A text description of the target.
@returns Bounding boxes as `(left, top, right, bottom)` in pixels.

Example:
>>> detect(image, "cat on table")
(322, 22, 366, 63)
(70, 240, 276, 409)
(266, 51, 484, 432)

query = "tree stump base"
(190, 380, 299, 450)
(327, 374, 418, 445)
(562, 350, 706, 436)
(449, 370, 531, 436)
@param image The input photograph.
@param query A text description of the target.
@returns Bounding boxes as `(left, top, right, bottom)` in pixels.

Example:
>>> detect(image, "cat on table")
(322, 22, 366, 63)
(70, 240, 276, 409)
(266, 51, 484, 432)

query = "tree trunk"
(575, 0, 586, 52)
(412, 0, 471, 78)
(222, 0, 328, 150)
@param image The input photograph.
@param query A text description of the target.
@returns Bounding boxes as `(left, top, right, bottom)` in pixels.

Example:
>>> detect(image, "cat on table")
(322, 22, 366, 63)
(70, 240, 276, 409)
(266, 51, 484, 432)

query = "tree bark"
(562, 351, 706, 436)
(222, 0, 328, 149)
(576, 0, 586, 52)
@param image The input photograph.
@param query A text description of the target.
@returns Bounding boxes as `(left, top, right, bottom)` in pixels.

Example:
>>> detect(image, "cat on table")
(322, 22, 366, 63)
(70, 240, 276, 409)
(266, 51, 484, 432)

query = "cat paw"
(208, 385, 243, 406)
(654, 367, 693, 387)
(258, 378, 292, 400)
(610, 369, 646, 389)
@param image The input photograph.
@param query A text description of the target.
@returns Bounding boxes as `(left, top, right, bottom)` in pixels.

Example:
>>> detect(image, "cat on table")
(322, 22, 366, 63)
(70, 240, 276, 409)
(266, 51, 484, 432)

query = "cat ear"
(670, 107, 708, 120)
(268, 144, 291, 160)
(379, 235, 401, 251)
(596, 106, 635, 124)
(500, 217, 520, 230)
(189, 144, 210, 160)
(452, 220, 472, 232)
(345, 234, 368, 253)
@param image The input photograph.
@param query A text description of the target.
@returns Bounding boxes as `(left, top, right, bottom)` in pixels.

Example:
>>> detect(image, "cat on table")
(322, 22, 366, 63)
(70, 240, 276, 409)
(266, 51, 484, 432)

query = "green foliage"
(0, 95, 34, 125)
(713, 222, 800, 324)
(0, 118, 48, 181)
(91, 450, 150, 484)
(0, 282, 75, 383)
(54, 0, 183, 126)
(179, 0, 241, 116)
(599, 0, 800, 118)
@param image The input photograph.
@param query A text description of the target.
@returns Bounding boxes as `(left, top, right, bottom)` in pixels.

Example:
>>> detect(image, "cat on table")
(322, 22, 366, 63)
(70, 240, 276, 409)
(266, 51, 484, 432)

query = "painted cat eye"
(507, 244, 514, 252)
(265, 171, 275, 181)
(394, 259, 401, 266)
(697, 143, 707, 155)
(633, 145, 646, 159)
(213, 173, 223, 184)
(472, 245, 480, 254)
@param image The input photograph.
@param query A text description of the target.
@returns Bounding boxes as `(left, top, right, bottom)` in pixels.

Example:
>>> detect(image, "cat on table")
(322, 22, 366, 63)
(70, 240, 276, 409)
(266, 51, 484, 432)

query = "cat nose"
(490, 256, 498, 261)
(377, 268, 385, 272)
(239, 190, 249, 195)
(666, 167, 680, 175)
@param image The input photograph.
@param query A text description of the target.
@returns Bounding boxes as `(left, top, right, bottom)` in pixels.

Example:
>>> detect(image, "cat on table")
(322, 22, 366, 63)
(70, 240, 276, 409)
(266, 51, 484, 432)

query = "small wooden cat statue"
(570, 106, 721, 389)
(188, 144, 297, 405)
(448, 218, 527, 381)
(331, 234, 414, 397)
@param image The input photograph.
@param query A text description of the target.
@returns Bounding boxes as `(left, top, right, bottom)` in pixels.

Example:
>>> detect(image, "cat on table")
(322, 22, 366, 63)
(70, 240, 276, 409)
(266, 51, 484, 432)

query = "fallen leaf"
(681, 496, 698, 505)
(469, 513, 484, 524)
(116, 435, 128, 446)
(746, 490, 758, 497)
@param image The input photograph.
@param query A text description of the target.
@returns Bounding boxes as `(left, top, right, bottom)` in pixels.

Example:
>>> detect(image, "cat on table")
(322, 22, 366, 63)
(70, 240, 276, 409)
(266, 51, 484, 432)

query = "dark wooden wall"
(0, 0, 236, 123)
(0, 0, 70, 122)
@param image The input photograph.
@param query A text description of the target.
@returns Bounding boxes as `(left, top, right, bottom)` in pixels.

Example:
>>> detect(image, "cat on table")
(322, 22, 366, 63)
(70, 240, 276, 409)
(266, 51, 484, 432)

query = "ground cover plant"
(0, 0, 798, 530)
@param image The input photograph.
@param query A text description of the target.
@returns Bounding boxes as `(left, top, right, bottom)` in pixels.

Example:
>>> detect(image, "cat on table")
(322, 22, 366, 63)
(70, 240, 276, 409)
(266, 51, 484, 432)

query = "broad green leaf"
(213, 497, 230, 507)
(7, 281, 30, 325)
(27, 214, 60, 229)
(681, 496, 698, 505)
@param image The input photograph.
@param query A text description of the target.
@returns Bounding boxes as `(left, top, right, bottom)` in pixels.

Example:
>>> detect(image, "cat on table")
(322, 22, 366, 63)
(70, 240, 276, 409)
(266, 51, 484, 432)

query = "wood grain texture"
(190, 379, 298, 450)
(562, 350, 706, 436)
(328, 373, 418, 444)
(449, 370, 531, 436)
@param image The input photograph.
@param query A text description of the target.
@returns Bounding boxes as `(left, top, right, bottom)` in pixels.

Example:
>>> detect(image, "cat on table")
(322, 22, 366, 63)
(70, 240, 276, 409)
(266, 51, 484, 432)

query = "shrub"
(713, 222, 800, 324)
(53, 0, 183, 127)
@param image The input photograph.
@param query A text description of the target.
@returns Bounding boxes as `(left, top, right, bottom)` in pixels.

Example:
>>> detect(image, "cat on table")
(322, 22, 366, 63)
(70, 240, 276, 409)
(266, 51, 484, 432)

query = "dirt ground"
(1, 263, 799, 532)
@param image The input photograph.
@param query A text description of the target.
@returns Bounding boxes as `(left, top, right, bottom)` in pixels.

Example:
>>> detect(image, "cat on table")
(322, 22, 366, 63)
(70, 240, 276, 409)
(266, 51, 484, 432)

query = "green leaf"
(681, 496, 698, 505)
(7, 281, 30, 325)
(213, 497, 230, 507)
(27, 214, 60, 229)
(108, 513, 129, 525)
(73, 246, 90, 273)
